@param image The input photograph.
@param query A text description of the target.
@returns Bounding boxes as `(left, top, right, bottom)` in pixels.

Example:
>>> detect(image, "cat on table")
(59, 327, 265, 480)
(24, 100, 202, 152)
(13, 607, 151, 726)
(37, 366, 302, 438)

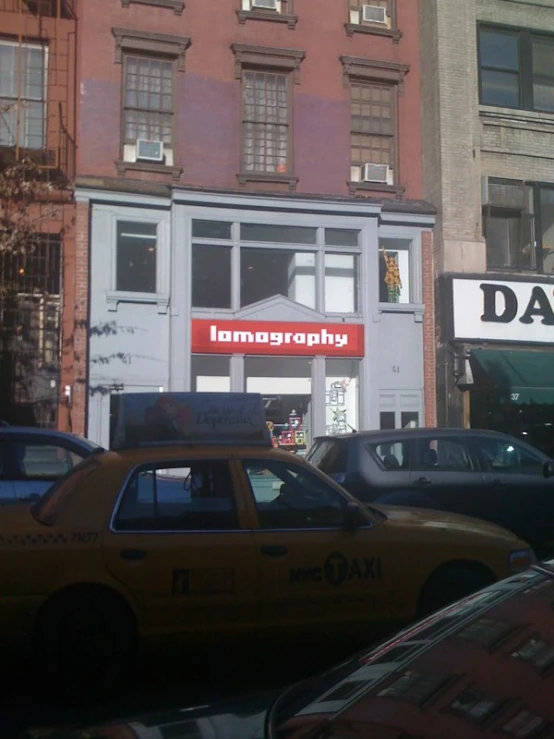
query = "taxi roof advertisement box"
(191, 319, 365, 357)
(111, 392, 271, 450)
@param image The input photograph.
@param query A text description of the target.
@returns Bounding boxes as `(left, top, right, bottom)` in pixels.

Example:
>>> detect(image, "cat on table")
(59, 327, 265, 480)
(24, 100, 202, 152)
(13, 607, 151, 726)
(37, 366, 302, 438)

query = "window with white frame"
(379, 237, 411, 303)
(0, 40, 47, 150)
(116, 221, 158, 293)
(190, 220, 363, 313)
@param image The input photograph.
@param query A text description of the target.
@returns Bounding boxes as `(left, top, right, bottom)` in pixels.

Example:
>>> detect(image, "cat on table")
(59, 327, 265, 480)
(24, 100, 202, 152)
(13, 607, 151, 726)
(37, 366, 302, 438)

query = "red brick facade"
(74, 0, 436, 434)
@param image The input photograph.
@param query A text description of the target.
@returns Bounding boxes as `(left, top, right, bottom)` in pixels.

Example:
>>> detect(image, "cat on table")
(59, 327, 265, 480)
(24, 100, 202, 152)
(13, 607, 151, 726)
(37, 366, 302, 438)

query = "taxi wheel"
(417, 565, 495, 618)
(34, 588, 136, 698)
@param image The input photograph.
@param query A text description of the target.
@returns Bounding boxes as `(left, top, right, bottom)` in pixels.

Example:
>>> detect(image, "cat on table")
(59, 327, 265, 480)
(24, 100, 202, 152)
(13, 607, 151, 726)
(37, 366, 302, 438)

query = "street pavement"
(0, 639, 366, 739)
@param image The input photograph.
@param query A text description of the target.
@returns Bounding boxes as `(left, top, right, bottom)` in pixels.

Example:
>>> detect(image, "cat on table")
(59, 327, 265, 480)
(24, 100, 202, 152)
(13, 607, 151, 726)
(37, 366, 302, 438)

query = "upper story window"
(123, 55, 174, 161)
(237, 0, 297, 28)
(341, 56, 408, 197)
(232, 44, 305, 191)
(482, 177, 549, 272)
(479, 26, 554, 113)
(350, 82, 395, 188)
(0, 40, 47, 150)
(112, 27, 190, 175)
(346, 0, 401, 42)
(243, 71, 289, 176)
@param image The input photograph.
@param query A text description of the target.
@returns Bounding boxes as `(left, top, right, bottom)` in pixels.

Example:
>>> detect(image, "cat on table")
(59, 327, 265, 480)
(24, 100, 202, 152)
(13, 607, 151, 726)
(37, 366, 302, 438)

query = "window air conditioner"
(362, 4, 387, 24)
(136, 139, 164, 163)
(361, 163, 391, 184)
(251, 0, 278, 9)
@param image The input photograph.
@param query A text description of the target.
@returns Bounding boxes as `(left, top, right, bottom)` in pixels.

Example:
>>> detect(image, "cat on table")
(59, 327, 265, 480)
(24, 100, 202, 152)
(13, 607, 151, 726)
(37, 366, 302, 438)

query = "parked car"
(23, 559, 554, 739)
(306, 428, 554, 558)
(0, 427, 100, 501)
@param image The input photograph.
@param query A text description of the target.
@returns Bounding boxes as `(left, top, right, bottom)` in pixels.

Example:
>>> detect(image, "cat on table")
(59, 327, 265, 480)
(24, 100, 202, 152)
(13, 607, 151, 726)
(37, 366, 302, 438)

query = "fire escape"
(0, 0, 77, 427)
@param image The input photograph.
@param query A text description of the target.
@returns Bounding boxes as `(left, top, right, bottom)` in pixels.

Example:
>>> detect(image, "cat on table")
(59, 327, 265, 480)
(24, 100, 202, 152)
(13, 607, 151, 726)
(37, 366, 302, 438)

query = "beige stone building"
(421, 0, 554, 452)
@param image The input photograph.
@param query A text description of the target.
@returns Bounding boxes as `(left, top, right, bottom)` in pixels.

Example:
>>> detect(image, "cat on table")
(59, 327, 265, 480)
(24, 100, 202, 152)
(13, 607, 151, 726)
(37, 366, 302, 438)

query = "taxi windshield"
(32, 453, 102, 526)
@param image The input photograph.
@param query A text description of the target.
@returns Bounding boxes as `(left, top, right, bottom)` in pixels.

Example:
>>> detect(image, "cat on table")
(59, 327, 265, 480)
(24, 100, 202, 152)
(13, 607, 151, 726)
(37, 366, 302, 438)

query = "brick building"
(421, 0, 554, 449)
(74, 0, 436, 446)
(0, 0, 78, 429)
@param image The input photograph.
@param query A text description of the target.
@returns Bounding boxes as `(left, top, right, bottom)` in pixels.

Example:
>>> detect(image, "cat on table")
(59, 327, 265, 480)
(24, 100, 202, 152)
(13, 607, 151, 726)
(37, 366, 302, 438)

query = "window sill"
(377, 303, 424, 323)
(121, 0, 184, 13)
(348, 181, 405, 198)
(345, 23, 402, 43)
(237, 9, 298, 28)
(116, 160, 183, 182)
(106, 291, 170, 314)
(237, 171, 299, 192)
(479, 105, 554, 126)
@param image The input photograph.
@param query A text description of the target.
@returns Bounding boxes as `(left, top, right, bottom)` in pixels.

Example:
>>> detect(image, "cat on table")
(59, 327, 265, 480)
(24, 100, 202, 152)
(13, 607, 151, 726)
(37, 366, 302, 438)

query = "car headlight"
(510, 548, 537, 574)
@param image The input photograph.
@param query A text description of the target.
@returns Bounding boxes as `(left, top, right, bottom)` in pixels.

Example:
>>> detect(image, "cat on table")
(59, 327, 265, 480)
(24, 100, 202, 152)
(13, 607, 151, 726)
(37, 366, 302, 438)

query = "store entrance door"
(245, 357, 313, 456)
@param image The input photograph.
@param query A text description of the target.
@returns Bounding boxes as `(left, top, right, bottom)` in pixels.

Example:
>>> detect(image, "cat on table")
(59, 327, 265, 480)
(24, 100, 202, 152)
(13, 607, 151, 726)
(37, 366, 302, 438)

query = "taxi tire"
(417, 565, 495, 618)
(34, 588, 136, 700)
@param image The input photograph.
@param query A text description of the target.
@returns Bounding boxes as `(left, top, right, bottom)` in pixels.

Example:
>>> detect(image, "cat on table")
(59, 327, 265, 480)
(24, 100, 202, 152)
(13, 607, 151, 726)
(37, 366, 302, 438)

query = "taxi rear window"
(32, 455, 102, 526)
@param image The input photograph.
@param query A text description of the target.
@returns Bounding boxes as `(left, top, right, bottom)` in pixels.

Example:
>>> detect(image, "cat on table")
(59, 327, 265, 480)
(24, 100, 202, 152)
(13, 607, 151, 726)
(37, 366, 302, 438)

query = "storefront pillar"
(311, 355, 327, 439)
(230, 355, 245, 393)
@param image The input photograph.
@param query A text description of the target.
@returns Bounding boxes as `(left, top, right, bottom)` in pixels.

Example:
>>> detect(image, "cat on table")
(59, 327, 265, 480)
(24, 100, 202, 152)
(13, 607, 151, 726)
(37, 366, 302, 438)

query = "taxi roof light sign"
(111, 392, 272, 450)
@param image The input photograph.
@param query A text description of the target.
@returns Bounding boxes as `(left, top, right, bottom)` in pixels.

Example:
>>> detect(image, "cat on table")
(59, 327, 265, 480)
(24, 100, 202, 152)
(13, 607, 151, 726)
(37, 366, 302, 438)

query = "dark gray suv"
(306, 428, 554, 558)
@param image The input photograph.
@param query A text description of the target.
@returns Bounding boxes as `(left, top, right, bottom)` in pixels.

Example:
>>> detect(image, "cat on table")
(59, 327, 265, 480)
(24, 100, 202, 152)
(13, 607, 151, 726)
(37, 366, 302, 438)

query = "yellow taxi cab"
(0, 393, 536, 690)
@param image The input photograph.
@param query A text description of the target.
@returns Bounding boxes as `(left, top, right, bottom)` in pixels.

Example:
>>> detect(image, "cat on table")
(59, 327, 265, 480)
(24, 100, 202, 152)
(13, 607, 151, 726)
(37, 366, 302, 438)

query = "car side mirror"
(343, 502, 366, 531)
(543, 461, 554, 479)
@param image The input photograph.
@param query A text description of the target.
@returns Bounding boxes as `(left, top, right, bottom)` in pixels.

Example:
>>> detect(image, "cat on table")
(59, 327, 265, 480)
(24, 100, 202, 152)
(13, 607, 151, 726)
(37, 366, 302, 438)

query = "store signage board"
(111, 392, 271, 450)
(453, 278, 554, 343)
(192, 319, 364, 357)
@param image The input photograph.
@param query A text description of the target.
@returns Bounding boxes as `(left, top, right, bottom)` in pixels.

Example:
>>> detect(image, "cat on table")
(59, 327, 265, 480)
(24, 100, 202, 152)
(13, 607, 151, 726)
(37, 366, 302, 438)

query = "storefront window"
(241, 223, 317, 244)
(240, 249, 316, 309)
(324, 253, 359, 313)
(325, 229, 360, 247)
(116, 221, 157, 293)
(191, 355, 230, 392)
(245, 356, 312, 454)
(192, 220, 232, 240)
(325, 359, 360, 435)
(379, 238, 411, 304)
(192, 244, 232, 309)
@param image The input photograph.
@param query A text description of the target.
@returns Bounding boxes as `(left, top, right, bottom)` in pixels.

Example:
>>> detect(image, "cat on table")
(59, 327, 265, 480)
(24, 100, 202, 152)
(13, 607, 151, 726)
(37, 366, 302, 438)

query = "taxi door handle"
(261, 545, 288, 558)
(120, 548, 148, 561)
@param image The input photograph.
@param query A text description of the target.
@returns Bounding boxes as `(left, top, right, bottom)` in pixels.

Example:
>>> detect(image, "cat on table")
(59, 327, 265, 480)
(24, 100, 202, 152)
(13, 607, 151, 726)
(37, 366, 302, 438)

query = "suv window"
(243, 459, 347, 530)
(113, 460, 238, 532)
(33, 456, 102, 526)
(414, 437, 475, 472)
(476, 437, 545, 475)
(306, 439, 349, 476)
(13, 441, 84, 480)
(369, 440, 411, 470)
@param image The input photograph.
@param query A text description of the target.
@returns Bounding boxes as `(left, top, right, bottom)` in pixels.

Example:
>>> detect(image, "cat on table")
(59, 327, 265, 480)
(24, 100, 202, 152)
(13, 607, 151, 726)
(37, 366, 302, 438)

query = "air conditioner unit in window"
(362, 4, 387, 23)
(361, 163, 391, 184)
(251, 0, 278, 9)
(136, 139, 164, 162)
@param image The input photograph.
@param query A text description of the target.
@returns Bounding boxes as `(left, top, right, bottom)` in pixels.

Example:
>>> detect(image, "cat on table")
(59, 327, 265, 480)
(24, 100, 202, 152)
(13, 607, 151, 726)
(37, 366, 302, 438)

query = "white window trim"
(378, 227, 423, 314)
(106, 207, 171, 313)
(0, 39, 49, 150)
(187, 209, 367, 316)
